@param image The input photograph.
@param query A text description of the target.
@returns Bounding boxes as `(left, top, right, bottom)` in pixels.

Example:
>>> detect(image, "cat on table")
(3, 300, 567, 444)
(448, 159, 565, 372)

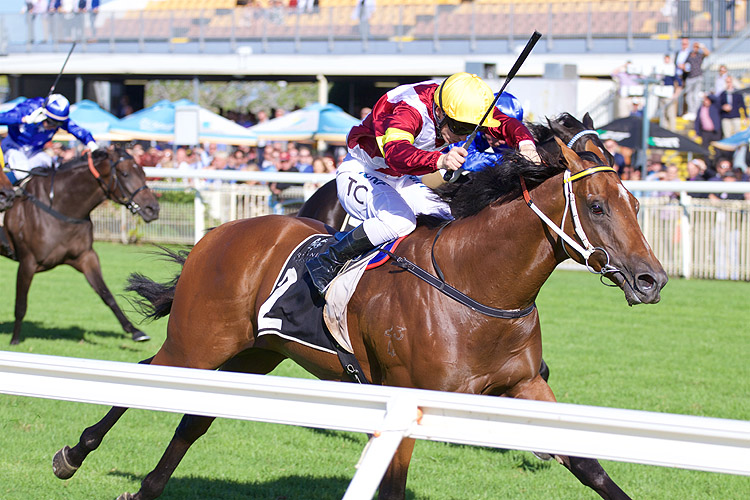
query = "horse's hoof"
(132, 331, 151, 342)
(52, 446, 79, 479)
(116, 493, 134, 500)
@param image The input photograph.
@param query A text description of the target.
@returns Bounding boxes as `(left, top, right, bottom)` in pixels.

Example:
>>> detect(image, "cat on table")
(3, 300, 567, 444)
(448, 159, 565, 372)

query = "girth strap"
(333, 342, 371, 384)
(381, 247, 536, 319)
(20, 188, 90, 225)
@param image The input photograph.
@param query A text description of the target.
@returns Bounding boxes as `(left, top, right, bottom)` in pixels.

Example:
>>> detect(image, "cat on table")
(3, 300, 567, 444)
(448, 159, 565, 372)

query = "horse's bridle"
(520, 165, 622, 282)
(86, 151, 148, 215)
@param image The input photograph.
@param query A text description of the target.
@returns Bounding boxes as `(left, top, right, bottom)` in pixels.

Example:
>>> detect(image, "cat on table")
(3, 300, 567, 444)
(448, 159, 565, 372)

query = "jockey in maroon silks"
(306, 72, 540, 295)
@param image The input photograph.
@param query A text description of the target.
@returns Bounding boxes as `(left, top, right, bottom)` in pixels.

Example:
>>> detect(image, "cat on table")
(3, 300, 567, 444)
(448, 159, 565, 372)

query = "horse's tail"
(125, 246, 190, 320)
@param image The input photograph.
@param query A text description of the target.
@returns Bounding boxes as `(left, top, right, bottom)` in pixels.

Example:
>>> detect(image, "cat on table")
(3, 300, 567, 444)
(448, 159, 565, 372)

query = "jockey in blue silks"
(0, 94, 98, 184)
(446, 91, 524, 172)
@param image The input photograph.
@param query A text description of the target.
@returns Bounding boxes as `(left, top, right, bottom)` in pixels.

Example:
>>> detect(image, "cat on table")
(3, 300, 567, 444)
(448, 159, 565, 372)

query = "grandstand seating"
(92, 0, 746, 42)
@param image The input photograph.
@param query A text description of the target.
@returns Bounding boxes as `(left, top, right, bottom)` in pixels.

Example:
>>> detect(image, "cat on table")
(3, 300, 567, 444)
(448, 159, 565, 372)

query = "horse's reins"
(20, 151, 147, 224)
(377, 137, 612, 318)
(85, 150, 148, 215)
(519, 165, 621, 281)
(380, 222, 536, 319)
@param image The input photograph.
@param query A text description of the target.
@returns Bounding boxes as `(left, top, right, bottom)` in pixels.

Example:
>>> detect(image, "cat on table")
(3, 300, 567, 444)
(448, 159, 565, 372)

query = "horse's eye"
(591, 203, 604, 215)
(119, 170, 128, 177)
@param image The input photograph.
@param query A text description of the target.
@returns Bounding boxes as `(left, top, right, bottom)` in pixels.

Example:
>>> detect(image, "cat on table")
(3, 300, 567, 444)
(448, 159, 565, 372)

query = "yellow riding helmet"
(435, 72, 501, 128)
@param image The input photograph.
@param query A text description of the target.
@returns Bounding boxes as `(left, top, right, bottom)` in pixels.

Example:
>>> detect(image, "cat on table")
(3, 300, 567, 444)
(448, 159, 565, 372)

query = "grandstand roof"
(0, 51, 669, 80)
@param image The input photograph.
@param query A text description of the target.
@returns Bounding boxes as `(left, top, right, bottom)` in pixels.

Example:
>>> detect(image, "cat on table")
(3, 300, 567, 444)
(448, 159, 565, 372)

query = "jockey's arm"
(378, 104, 446, 176)
(64, 120, 96, 150)
(0, 104, 32, 125)
(484, 111, 541, 164)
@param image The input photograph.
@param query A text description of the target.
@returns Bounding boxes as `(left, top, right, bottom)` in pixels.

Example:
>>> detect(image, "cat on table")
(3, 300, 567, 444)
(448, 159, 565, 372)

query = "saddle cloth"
(256, 234, 404, 355)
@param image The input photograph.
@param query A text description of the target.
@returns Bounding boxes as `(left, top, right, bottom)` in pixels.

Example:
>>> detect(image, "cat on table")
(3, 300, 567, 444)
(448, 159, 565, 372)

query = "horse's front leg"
(10, 256, 36, 344)
(69, 249, 150, 342)
(377, 438, 415, 500)
(509, 376, 632, 500)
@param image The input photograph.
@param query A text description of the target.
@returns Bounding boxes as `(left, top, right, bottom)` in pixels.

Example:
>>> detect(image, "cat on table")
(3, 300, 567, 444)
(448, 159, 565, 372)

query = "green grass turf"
(0, 242, 748, 499)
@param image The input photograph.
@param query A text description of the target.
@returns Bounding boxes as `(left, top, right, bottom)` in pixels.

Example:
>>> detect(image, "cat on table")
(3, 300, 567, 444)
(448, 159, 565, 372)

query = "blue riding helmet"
(495, 91, 523, 121)
(44, 94, 70, 122)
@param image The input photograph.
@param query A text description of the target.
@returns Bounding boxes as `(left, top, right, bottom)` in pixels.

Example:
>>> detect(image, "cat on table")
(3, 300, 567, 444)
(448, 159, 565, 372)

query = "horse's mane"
(526, 121, 555, 145)
(436, 133, 566, 220)
(524, 112, 582, 145)
(57, 149, 111, 172)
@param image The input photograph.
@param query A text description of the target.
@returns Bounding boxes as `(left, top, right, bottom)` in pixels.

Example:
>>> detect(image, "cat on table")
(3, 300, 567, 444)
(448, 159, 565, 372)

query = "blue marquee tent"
(249, 103, 361, 144)
(110, 99, 257, 146)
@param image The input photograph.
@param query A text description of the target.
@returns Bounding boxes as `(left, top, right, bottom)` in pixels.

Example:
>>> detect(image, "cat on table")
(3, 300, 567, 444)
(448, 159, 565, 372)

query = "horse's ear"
(582, 112, 594, 129)
(584, 140, 608, 164)
(553, 137, 584, 174)
(92, 149, 108, 160)
(547, 116, 564, 136)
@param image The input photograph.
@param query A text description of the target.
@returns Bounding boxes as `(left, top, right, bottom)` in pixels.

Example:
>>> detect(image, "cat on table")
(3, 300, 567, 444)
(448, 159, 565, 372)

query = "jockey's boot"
(306, 224, 376, 295)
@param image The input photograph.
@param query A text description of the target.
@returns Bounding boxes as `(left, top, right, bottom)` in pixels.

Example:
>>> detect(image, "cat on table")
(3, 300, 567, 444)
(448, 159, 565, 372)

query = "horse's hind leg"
(53, 356, 155, 479)
(510, 376, 631, 500)
(118, 349, 287, 500)
(70, 249, 150, 342)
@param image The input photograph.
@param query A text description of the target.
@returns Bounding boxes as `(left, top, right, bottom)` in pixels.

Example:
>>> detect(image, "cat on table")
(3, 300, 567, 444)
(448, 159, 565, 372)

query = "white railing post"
(343, 397, 419, 500)
(679, 191, 693, 279)
(194, 189, 205, 244)
(120, 204, 128, 244)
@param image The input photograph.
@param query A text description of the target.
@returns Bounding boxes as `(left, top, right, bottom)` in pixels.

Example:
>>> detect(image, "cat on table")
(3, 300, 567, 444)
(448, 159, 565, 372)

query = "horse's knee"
(175, 414, 215, 443)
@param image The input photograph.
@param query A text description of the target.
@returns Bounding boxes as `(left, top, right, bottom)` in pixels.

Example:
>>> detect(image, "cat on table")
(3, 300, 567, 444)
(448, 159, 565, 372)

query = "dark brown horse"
(53, 139, 667, 499)
(2, 147, 160, 345)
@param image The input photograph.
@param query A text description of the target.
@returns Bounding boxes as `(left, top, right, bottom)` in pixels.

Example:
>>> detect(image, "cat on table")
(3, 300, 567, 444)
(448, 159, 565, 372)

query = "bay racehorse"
(2, 147, 160, 345)
(53, 139, 667, 499)
(294, 112, 610, 382)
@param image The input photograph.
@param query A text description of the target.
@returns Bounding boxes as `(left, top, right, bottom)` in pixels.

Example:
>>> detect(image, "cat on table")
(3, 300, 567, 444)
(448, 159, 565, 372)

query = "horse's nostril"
(637, 274, 655, 291)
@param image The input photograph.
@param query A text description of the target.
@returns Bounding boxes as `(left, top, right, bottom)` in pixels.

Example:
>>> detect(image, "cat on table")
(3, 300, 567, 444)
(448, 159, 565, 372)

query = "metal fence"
(3, 1, 749, 55)
(92, 179, 750, 281)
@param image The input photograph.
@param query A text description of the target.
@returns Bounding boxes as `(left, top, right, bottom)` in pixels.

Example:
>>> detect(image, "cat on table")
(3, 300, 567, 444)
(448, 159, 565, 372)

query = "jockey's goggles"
(44, 118, 64, 127)
(444, 116, 480, 137)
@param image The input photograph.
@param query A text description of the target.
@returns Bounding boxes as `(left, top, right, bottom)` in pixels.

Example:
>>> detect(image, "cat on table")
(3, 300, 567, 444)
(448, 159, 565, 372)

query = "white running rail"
(0, 351, 748, 499)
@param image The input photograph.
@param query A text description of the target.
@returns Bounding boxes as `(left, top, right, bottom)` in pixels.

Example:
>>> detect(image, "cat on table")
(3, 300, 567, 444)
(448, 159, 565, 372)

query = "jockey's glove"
(87, 141, 99, 152)
(519, 140, 541, 164)
(22, 108, 46, 124)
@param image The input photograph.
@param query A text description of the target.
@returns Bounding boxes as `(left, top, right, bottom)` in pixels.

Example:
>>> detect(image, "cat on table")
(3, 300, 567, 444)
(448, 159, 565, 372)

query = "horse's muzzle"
(609, 264, 668, 306)
(138, 203, 160, 223)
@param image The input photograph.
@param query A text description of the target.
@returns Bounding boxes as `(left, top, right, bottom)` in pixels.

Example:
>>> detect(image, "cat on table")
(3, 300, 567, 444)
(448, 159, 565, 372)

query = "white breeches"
(2, 138, 53, 182)
(335, 150, 453, 246)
